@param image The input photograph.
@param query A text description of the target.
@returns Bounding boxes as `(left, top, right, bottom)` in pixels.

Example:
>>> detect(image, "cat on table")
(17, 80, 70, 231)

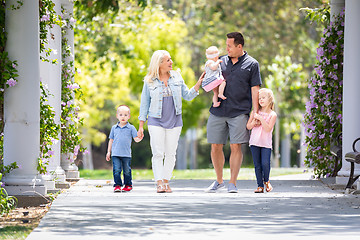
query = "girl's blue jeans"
(112, 156, 132, 187)
(250, 146, 271, 188)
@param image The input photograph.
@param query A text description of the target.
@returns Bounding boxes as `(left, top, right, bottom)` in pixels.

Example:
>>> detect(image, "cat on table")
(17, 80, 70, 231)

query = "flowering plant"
(303, 9, 344, 178)
(61, 6, 85, 161)
(38, 82, 60, 174)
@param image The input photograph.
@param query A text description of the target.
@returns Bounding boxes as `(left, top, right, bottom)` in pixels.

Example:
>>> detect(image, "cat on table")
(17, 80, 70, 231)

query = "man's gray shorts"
(206, 113, 250, 144)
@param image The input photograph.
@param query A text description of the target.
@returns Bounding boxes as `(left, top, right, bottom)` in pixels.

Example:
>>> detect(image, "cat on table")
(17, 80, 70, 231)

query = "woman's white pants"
(148, 125, 182, 181)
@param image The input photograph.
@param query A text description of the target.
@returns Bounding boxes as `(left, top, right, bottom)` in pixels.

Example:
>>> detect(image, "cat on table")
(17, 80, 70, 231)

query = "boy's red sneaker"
(122, 185, 132, 192)
(114, 186, 122, 192)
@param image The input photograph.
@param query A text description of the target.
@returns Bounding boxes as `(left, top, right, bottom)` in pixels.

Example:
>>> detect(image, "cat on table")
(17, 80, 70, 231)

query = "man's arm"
(251, 85, 260, 113)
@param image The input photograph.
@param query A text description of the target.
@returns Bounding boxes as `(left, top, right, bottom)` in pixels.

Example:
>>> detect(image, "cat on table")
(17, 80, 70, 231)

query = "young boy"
(106, 105, 143, 192)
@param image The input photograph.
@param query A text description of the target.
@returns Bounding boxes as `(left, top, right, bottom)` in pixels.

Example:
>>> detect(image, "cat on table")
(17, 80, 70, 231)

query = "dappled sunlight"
(27, 179, 360, 239)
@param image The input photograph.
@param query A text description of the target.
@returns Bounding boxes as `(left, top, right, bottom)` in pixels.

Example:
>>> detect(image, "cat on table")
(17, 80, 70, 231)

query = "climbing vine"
(303, 9, 344, 178)
(61, 6, 85, 162)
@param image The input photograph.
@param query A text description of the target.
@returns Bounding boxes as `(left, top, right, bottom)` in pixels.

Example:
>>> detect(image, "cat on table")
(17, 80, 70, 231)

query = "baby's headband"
(206, 53, 219, 59)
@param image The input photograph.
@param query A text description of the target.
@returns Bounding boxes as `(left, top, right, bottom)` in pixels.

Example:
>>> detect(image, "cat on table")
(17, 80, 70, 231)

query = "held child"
(202, 46, 226, 107)
(106, 105, 143, 192)
(246, 88, 277, 193)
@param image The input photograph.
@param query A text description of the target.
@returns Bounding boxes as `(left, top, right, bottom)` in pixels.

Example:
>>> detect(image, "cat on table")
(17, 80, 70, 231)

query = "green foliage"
(303, 9, 344, 178)
(61, 6, 86, 160)
(74, 0, 147, 22)
(300, 5, 330, 25)
(265, 54, 307, 137)
(39, 82, 60, 174)
(75, 2, 204, 146)
(39, 0, 62, 63)
(0, 173, 17, 216)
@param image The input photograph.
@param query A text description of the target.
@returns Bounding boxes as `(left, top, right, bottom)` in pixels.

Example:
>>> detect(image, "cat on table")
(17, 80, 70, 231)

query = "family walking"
(106, 31, 277, 194)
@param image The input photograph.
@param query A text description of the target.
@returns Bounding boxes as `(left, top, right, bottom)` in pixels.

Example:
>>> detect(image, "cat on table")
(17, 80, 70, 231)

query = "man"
(205, 32, 261, 193)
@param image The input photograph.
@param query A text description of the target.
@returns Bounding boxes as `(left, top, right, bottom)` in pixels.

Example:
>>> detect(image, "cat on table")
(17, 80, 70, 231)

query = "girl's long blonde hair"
(144, 50, 171, 83)
(259, 88, 275, 110)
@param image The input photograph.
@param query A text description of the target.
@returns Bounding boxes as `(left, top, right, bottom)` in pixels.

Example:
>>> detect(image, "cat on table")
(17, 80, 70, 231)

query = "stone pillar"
(3, 0, 46, 196)
(280, 134, 291, 168)
(337, 0, 360, 190)
(60, 0, 79, 179)
(39, 0, 67, 189)
(331, 0, 345, 21)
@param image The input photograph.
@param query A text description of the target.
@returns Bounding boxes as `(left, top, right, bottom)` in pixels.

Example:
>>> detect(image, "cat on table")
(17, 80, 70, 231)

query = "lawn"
(79, 167, 309, 180)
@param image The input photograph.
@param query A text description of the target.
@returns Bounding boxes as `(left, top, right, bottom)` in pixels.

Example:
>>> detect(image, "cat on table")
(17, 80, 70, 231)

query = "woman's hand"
(137, 127, 144, 139)
(194, 72, 206, 91)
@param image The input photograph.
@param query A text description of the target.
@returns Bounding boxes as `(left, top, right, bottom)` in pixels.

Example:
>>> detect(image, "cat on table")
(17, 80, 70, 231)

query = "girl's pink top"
(249, 110, 275, 149)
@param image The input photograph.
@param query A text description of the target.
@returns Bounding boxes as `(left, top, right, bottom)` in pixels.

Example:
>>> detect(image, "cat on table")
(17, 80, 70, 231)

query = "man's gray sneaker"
(227, 183, 238, 193)
(205, 180, 225, 193)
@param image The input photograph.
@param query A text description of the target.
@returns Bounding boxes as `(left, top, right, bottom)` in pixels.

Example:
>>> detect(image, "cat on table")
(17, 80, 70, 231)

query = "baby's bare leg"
(212, 87, 220, 107)
(218, 81, 226, 100)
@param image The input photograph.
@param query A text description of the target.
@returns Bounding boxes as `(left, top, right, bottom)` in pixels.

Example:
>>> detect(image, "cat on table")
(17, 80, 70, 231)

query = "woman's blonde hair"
(259, 88, 275, 110)
(144, 50, 171, 83)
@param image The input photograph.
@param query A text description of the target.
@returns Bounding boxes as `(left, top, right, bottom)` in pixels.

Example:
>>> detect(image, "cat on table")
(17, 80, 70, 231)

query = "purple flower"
(317, 47, 324, 57)
(337, 30, 343, 36)
(319, 88, 326, 94)
(331, 55, 337, 60)
(74, 145, 80, 156)
(12, 63, 17, 68)
(1, 182, 5, 187)
(6, 78, 17, 87)
(328, 43, 336, 50)
(324, 101, 331, 106)
(47, 150, 55, 156)
(40, 14, 50, 22)
(333, 64, 338, 69)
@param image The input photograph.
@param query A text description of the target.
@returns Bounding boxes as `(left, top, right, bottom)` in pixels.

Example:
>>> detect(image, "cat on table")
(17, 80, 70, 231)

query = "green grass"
(79, 167, 309, 180)
(0, 226, 32, 240)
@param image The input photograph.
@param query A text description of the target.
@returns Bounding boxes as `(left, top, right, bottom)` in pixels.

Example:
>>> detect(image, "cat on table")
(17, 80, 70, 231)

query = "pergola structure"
(2, 0, 360, 196)
(3, 0, 79, 196)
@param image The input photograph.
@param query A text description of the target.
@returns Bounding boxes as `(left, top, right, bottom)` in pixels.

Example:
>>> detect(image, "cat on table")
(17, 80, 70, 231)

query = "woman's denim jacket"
(139, 70, 199, 121)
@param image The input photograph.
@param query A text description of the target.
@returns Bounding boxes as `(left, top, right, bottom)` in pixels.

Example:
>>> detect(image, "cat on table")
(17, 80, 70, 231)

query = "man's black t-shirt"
(209, 52, 262, 117)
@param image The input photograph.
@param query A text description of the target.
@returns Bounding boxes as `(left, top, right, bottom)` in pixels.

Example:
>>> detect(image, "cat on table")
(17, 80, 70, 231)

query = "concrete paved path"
(27, 175, 360, 240)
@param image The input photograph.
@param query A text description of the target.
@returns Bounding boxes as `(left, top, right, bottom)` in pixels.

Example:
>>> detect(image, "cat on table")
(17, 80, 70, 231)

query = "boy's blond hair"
(117, 105, 131, 114)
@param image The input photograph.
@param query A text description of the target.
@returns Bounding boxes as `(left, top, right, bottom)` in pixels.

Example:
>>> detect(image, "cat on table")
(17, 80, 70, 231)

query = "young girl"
(202, 46, 226, 107)
(246, 88, 277, 193)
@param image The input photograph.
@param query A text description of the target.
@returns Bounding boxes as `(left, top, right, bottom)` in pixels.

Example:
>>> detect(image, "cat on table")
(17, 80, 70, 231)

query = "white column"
(61, 0, 80, 179)
(337, 0, 360, 189)
(40, 0, 67, 187)
(3, 0, 46, 195)
(331, 0, 345, 21)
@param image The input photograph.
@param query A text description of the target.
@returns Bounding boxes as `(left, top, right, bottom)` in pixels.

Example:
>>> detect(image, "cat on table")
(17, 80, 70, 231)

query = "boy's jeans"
(250, 146, 271, 188)
(148, 125, 182, 181)
(112, 156, 132, 187)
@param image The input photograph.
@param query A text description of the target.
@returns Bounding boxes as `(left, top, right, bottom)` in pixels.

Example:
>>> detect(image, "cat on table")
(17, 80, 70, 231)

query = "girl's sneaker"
(122, 185, 133, 192)
(114, 186, 122, 192)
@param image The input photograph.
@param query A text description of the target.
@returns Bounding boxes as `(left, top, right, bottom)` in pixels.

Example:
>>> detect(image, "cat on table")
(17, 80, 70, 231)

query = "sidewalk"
(27, 173, 360, 240)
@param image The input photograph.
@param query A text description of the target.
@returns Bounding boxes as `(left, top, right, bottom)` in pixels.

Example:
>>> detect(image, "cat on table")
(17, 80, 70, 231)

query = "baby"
(202, 46, 226, 107)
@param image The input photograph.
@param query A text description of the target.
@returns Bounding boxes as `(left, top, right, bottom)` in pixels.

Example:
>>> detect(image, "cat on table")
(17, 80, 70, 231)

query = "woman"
(138, 50, 204, 193)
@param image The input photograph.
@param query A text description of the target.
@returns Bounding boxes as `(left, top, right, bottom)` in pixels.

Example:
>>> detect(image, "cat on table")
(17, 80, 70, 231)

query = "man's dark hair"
(227, 32, 244, 46)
